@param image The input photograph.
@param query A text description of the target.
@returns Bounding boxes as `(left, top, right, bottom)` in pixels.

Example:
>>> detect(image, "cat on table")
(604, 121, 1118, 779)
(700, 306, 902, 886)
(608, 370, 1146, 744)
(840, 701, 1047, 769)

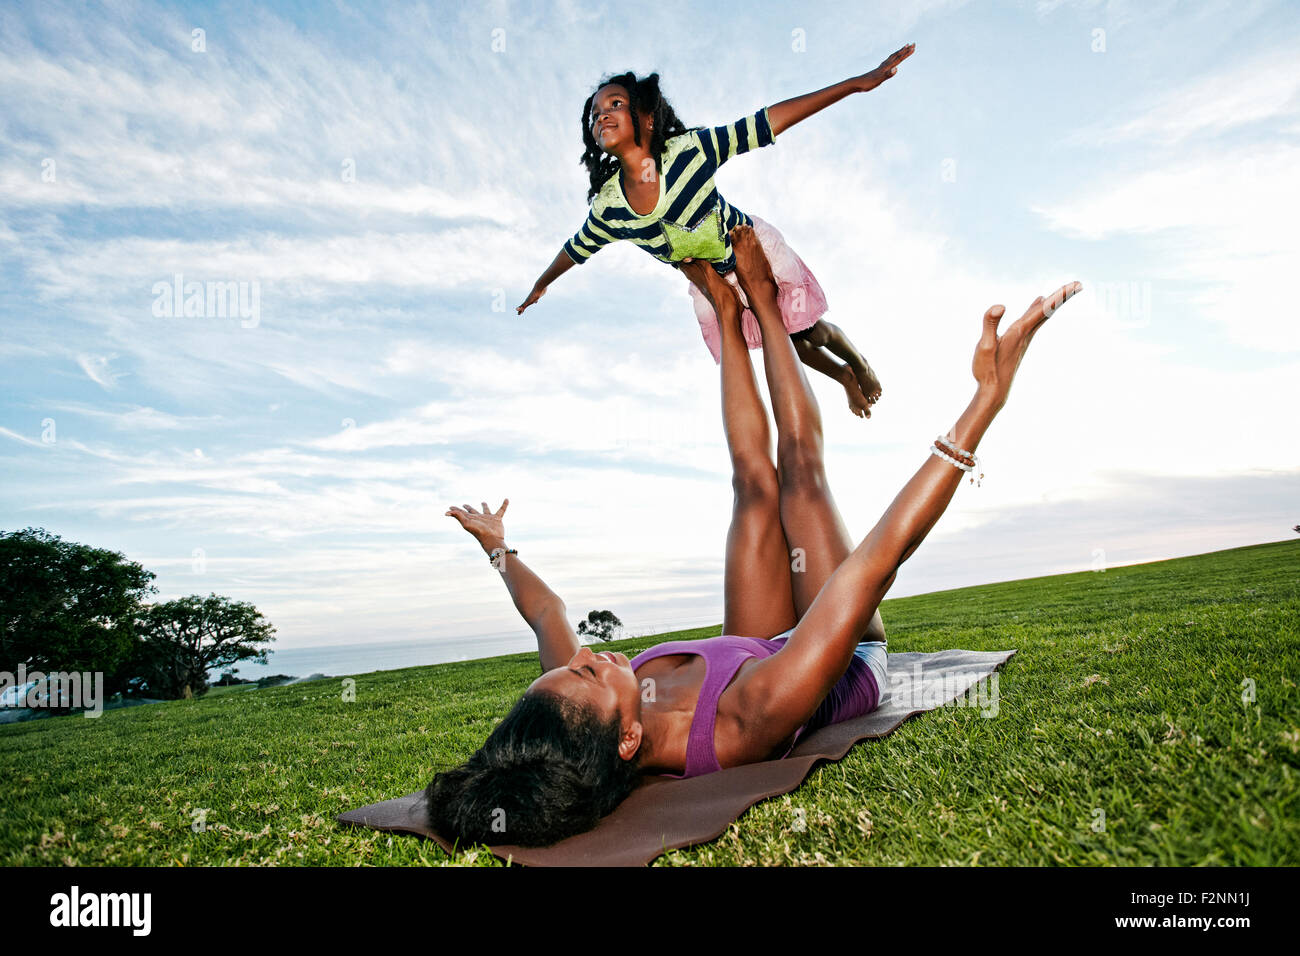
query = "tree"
(576, 609, 622, 643)
(0, 527, 157, 678)
(132, 594, 275, 699)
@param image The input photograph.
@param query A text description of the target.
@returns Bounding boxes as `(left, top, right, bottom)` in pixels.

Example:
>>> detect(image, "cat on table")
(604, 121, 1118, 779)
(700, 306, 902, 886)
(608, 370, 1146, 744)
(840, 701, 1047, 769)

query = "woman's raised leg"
(679, 260, 796, 638)
(739, 281, 1083, 742)
(727, 227, 885, 638)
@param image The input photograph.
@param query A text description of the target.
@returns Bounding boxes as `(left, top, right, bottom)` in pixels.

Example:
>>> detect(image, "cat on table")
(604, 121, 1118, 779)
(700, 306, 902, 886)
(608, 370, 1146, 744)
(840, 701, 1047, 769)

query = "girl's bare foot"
(854, 360, 882, 407)
(838, 365, 873, 418)
(802, 319, 882, 408)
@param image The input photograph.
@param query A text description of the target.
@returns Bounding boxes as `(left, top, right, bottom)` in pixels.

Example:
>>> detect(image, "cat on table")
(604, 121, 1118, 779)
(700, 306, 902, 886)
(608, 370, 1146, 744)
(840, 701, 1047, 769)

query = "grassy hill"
(3, 540, 1297, 866)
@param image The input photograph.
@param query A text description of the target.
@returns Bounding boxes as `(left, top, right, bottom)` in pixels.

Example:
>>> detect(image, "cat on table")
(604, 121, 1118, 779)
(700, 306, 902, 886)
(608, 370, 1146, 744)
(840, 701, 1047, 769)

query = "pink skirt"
(687, 213, 828, 365)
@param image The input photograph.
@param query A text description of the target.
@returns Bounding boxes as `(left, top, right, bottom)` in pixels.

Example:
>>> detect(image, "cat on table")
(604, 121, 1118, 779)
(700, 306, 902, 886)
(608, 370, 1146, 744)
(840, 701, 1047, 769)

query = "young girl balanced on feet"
(516, 44, 916, 419)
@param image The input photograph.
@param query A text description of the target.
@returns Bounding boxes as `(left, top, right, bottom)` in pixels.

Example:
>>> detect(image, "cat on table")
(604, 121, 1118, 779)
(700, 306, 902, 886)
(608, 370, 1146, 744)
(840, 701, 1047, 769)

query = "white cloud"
(75, 353, 122, 389)
(44, 402, 222, 431)
(1032, 145, 1300, 353)
(4, 0, 1295, 656)
(0, 5, 529, 219)
(20, 228, 542, 303)
(1027, 38, 1300, 354)
(0, 426, 44, 448)
(1068, 45, 1300, 146)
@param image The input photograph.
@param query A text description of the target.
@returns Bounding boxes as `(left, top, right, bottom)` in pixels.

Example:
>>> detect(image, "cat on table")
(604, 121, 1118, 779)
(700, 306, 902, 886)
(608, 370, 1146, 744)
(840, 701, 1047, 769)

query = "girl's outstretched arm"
(517, 249, 576, 315)
(766, 43, 915, 137)
(520, 200, 620, 314)
(445, 500, 580, 673)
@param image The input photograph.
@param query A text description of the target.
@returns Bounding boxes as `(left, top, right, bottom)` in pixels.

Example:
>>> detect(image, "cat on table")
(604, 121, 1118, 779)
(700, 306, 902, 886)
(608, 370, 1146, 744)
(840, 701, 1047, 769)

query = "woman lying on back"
(431, 224, 1080, 847)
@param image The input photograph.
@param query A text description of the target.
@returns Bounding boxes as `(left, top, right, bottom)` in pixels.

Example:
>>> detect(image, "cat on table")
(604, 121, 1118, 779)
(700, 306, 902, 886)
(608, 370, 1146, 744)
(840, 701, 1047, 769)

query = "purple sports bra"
(629, 634, 880, 778)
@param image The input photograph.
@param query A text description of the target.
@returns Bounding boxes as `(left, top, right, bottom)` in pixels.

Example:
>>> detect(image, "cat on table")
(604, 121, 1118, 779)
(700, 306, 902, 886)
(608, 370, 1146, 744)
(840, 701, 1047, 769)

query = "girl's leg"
(729, 228, 884, 637)
(800, 320, 883, 406)
(791, 333, 874, 419)
(682, 262, 796, 638)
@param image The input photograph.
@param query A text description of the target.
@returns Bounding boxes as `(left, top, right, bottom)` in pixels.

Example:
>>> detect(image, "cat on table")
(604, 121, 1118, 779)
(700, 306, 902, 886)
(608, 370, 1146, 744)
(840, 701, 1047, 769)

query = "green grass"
(4, 540, 1297, 866)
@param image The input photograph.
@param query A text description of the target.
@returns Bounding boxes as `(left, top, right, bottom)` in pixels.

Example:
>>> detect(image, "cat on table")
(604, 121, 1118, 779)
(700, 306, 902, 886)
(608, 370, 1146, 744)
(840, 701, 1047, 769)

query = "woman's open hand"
(446, 499, 509, 547)
(972, 282, 1082, 411)
(855, 43, 915, 93)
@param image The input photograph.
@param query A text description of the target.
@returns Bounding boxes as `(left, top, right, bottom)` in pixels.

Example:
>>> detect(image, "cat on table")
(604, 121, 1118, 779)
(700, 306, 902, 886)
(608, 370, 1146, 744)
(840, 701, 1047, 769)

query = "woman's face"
(590, 84, 646, 153)
(529, 645, 643, 756)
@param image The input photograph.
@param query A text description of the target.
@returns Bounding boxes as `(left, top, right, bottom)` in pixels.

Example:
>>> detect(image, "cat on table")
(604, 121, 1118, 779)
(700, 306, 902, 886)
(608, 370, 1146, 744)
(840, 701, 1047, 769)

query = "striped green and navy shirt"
(563, 107, 777, 274)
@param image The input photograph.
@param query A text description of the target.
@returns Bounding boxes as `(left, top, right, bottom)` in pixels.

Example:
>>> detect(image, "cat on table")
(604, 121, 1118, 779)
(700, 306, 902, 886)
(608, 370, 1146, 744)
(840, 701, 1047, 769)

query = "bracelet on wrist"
(935, 434, 975, 461)
(929, 438, 983, 487)
(488, 546, 517, 569)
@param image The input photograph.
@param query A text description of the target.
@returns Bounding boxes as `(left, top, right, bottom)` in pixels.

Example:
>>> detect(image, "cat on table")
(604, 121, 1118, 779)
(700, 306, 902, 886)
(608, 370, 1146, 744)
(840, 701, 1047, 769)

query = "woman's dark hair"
(580, 71, 689, 202)
(425, 689, 642, 848)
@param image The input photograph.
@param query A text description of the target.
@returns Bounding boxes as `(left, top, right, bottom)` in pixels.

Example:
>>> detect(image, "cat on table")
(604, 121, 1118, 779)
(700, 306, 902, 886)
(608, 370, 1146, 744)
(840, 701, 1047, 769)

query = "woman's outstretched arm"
(445, 500, 580, 673)
(739, 282, 1082, 742)
(766, 43, 915, 137)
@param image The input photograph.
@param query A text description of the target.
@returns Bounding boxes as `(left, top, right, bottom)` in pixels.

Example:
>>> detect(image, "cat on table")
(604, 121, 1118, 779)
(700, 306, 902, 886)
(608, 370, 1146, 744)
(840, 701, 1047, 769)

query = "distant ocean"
(205, 632, 540, 682)
(204, 621, 712, 683)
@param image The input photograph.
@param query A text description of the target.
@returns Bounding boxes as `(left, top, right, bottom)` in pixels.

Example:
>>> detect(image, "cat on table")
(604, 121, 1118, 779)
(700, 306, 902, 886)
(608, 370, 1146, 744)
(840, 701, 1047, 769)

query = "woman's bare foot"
(728, 224, 777, 293)
(680, 257, 742, 320)
(973, 281, 1083, 410)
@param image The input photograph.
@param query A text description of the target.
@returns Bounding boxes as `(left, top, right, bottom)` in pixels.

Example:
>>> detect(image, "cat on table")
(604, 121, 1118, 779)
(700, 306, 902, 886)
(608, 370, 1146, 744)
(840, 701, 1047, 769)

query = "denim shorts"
(770, 629, 889, 704)
(853, 640, 889, 704)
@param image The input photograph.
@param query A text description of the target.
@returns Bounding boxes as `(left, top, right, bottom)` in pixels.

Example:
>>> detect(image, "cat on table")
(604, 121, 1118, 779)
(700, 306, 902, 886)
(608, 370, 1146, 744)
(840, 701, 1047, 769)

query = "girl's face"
(590, 84, 648, 153)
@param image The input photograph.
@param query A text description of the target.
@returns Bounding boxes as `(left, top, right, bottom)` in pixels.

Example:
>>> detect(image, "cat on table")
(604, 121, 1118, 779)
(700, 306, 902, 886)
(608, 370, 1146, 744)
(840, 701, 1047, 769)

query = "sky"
(2, 0, 1297, 659)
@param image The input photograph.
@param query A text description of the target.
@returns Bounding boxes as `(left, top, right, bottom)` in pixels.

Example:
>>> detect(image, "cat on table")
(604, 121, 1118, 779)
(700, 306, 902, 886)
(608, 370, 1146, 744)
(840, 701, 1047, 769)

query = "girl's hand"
(972, 283, 1082, 411)
(516, 286, 546, 315)
(446, 499, 509, 547)
(855, 43, 915, 92)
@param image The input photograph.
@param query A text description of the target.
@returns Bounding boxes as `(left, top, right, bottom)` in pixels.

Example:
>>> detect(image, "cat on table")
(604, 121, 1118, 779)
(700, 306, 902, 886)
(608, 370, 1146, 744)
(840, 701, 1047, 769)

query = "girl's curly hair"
(580, 71, 689, 203)
(425, 689, 642, 848)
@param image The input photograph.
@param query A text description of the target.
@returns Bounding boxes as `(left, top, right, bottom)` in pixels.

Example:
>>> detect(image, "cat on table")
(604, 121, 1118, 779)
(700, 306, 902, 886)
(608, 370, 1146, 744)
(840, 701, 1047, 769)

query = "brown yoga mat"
(337, 647, 1015, 866)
